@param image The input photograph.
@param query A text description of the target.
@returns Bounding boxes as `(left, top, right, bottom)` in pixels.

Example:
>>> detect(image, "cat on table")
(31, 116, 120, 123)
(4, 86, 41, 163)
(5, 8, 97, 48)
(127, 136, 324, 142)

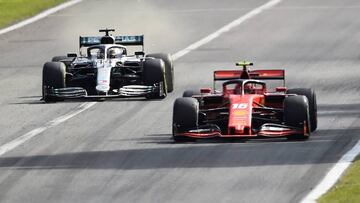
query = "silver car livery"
(42, 29, 173, 102)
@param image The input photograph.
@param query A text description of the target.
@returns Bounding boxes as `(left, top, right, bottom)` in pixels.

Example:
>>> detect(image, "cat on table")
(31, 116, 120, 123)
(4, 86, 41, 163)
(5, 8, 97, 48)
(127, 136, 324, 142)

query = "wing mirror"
(67, 53, 77, 57)
(276, 87, 287, 92)
(200, 88, 212, 94)
(135, 51, 145, 56)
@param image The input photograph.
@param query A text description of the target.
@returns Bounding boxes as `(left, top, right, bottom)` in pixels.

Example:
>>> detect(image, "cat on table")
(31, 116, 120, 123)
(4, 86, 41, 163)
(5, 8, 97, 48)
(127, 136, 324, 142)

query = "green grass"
(0, 0, 66, 28)
(318, 155, 360, 203)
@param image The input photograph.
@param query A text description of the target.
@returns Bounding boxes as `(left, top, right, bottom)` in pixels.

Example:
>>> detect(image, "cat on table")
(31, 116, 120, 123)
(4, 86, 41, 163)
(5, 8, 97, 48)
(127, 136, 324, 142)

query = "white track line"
(0, 0, 280, 156)
(0, 0, 83, 35)
(2, 0, 354, 202)
(172, 0, 282, 60)
(0, 102, 96, 156)
(300, 140, 360, 203)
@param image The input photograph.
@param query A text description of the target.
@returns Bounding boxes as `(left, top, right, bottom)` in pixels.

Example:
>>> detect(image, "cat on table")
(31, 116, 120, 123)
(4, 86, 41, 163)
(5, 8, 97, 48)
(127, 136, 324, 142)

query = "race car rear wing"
(214, 69, 285, 81)
(213, 69, 285, 88)
(79, 35, 144, 48)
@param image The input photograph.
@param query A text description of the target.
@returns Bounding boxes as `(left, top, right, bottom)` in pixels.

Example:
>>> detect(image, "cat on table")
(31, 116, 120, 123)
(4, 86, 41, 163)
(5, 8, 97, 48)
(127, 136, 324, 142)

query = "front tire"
(172, 98, 199, 142)
(146, 53, 174, 93)
(42, 62, 66, 103)
(143, 58, 167, 99)
(287, 88, 317, 132)
(284, 95, 311, 140)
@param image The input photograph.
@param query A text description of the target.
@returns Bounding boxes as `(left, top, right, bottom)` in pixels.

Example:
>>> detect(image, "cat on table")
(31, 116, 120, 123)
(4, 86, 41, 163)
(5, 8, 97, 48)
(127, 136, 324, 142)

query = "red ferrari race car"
(172, 61, 317, 142)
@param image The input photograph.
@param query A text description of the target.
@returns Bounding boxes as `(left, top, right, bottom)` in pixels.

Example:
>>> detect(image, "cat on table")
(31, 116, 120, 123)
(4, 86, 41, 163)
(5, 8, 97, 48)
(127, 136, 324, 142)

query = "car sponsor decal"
(232, 103, 248, 109)
(233, 110, 247, 116)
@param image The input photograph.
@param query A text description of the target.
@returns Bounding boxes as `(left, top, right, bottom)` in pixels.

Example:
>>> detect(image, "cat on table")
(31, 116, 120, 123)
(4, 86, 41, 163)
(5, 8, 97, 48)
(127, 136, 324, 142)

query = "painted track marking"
(300, 140, 360, 203)
(0, 0, 281, 155)
(0, 102, 96, 156)
(4, 0, 357, 201)
(172, 0, 282, 60)
(0, 0, 83, 35)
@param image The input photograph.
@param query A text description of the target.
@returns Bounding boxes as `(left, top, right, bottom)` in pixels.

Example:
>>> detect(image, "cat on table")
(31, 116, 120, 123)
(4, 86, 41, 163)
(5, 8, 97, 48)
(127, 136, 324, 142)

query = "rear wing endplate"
(213, 69, 285, 89)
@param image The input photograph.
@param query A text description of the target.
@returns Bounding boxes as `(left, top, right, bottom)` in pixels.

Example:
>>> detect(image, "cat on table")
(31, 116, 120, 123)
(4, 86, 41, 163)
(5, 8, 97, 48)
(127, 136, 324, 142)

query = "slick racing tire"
(287, 88, 317, 132)
(284, 95, 311, 140)
(143, 58, 167, 99)
(146, 53, 174, 93)
(42, 62, 66, 103)
(172, 97, 199, 142)
(51, 56, 68, 62)
(52, 55, 74, 67)
(182, 90, 200, 97)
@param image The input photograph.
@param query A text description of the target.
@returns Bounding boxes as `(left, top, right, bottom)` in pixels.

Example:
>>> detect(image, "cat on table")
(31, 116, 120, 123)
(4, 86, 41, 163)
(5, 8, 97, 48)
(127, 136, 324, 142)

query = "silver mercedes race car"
(42, 29, 174, 102)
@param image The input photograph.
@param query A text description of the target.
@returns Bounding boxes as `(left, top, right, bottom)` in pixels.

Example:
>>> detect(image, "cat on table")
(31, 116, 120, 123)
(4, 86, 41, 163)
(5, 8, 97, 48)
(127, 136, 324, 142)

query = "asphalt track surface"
(0, 0, 360, 202)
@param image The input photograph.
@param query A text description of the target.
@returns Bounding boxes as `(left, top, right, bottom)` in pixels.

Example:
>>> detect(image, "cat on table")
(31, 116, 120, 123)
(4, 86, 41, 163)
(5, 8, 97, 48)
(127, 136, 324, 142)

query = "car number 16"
(232, 103, 248, 109)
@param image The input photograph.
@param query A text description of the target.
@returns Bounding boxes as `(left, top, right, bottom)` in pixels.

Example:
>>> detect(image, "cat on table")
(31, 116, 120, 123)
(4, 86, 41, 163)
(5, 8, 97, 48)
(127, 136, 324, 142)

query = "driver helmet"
(234, 83, 242, 94)
(244, 83, 255, 94)
(96, 50, 104, 59)
(109, 48, 122, 59)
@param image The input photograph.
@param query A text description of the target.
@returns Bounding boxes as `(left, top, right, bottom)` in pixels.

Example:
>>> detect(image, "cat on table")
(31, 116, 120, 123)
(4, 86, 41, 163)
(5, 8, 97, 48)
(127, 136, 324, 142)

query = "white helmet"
(109, 48, 122, 58)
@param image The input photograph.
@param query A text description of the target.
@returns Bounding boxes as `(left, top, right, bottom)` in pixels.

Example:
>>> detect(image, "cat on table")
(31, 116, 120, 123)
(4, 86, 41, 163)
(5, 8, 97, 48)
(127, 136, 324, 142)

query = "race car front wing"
(174, 123, 308, 139)
(43, 83, 163, 99)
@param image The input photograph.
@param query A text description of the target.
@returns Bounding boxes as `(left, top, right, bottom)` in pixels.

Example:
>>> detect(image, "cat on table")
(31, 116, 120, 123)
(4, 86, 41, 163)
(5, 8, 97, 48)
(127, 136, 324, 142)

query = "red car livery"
(172, 61, 317, 142)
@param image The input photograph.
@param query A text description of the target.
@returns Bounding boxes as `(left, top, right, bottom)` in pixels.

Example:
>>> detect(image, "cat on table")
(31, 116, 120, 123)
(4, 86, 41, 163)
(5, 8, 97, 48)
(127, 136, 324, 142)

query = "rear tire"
(52, 56, 68, 62)
(146, 53, 174, 93)
(143, 58, 167, 99)
(287, 88, 317, 132)
(284, 95, 310, 140)
(52, 55, 74, 67)
(183, 90, 200, 97)
(172, 98, 198, 142)
(42, 62, 66, 103)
